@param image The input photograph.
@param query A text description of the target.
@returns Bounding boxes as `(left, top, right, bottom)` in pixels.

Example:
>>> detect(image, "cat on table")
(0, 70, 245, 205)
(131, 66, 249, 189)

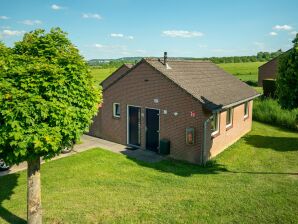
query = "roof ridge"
(143, 57, 211, 63)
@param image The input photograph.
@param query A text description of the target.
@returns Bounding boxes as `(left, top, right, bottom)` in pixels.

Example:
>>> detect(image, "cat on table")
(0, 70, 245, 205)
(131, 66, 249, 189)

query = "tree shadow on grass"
(243, 135, 298, 152)
(123, 153, 229, 177)
(122, 148, 298, 177)
(0, 173, 26, 224)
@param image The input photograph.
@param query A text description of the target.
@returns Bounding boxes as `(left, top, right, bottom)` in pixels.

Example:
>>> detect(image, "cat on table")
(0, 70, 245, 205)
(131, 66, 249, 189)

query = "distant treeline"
(88, 50, 284, 67)
(198, 50, 283, 64)
(89, 60, 137, 68)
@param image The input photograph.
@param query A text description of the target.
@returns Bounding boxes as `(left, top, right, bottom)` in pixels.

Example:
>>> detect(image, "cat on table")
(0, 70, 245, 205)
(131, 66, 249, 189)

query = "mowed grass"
(0, 122, 297, 224)
(90, 67, 117, 84)
(218, 62, 265, 83)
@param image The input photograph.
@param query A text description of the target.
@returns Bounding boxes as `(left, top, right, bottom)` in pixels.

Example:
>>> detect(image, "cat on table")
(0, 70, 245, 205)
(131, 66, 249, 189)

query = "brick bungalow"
(88, 53, 259, 164)
(258, 50, 291, 86)
(258, 57, 279, 87)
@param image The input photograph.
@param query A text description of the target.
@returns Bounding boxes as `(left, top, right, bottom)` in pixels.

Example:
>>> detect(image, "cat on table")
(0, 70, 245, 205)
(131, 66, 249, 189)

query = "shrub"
(253, 98, 298, 131)
(262, 79, 277, 98)
(276, 34, 298, 109)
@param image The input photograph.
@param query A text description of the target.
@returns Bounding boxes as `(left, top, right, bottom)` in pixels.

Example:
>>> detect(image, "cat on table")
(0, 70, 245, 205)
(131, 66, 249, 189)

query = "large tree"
(0, 28, 101, 223)
(276, 34, 298, 109)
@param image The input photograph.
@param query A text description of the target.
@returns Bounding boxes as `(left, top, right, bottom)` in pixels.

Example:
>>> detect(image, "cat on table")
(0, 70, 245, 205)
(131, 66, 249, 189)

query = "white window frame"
(226, 108, 233, 128)
(211, 112, 220, 136)
(244, 102, 249, 118)
(113, 103, 121, 118)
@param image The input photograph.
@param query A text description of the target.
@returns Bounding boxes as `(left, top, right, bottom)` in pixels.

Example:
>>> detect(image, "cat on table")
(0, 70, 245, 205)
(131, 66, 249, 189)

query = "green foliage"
(253, 98, 298, 131)
(0, 28, 101, 164)
(262, 79, 277, 98)
(276, 34, 298, 109)
(89, 60, 136, 68)
(199, 49, 283, 64)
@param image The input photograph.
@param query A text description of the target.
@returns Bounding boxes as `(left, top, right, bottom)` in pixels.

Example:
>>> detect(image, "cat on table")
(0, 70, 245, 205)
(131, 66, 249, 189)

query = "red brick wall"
(207, 101, 253, 158)
(258, 58, 278, 86)
(89, 61, 254, 164)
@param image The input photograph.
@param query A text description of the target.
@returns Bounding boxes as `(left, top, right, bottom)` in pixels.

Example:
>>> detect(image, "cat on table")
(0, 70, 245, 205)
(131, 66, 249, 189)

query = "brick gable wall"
(258, 58, 278, 86)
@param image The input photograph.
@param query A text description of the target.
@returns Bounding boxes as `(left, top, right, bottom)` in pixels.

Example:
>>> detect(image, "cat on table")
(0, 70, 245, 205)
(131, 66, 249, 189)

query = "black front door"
(146, 109, 159, 152)
(128, 106, 141, 146)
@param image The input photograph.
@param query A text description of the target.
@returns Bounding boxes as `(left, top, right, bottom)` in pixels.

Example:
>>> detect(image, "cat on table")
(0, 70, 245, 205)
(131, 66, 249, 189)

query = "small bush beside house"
(276, 35, 298, 110)
(262, 79, 277, 98)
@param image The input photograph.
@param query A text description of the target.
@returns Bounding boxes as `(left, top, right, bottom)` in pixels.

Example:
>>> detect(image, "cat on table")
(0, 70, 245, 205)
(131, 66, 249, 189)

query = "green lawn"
(90, 67, 117, 84)
(1, 122, 297, 223)
(218, 62, 265, 84)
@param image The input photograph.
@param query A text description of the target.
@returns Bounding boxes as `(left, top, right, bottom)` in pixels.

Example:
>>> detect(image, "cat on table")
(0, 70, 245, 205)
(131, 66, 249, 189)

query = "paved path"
(0, 135, 164, 177)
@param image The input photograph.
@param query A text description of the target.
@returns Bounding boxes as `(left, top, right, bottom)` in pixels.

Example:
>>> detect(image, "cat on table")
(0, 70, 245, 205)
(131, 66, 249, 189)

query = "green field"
(1, 122, 297, 223)
(218, 62, 265, 84)
(90, 67, 117, 84)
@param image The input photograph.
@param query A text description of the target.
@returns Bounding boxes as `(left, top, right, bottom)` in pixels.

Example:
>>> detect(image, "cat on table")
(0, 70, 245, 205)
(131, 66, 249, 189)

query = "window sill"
(226, 124, 233, 131)
(113, 115, 121, 119)
(211, 131, 220, 139)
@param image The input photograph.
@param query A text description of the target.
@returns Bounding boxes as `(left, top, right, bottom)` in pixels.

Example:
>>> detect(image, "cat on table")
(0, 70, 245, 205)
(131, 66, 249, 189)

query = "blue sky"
(0, 0, 297, 59)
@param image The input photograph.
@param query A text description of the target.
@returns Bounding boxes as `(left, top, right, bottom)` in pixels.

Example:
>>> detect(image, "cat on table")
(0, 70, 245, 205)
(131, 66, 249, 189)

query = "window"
(211, 112, 219, 135)
(226, 108, 233, 128)
(244, 102, 249, 118)
(113, 103, 120, 118)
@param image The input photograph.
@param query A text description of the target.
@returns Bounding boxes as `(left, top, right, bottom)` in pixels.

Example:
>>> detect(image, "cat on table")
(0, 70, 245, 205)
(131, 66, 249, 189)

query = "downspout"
(201, 115, 213, 166)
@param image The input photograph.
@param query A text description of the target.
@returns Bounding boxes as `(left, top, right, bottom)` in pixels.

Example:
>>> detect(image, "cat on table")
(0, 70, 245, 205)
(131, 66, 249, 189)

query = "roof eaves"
(103, 59, 146, 90)
(100, 64, 130, 86)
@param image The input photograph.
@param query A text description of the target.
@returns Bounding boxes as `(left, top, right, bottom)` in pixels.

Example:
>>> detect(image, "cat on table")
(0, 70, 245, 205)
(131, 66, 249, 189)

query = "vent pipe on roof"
(164, 52, 167, 65)
(163, 52, 171, 69)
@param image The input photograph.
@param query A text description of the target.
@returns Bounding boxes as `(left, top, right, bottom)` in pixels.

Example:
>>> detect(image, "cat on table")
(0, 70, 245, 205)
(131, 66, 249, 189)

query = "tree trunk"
(27, 157, 42, 224)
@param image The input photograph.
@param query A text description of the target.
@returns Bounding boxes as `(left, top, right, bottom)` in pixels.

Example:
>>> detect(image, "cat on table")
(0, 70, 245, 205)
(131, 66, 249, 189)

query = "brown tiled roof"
(124, 63, 133, 68)
(144, 58, 259, 111)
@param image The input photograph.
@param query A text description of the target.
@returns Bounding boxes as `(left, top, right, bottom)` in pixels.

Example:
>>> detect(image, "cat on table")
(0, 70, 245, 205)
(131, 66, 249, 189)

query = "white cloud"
(94, 44, 104, 48)
(0, 16, 9, 20)
(20, 20, 42, 25)
(110, 33, 134, 40)
(290, 31, 297, 35)
(162, 30, 203, 38)
(82, 13, 102, 20)
(269, 32, 278, 36)
(273, 25, 292, 31)
(111, 33, 124, 38)
(1, 29, 25, 37)
(51, 4, 63, 10)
